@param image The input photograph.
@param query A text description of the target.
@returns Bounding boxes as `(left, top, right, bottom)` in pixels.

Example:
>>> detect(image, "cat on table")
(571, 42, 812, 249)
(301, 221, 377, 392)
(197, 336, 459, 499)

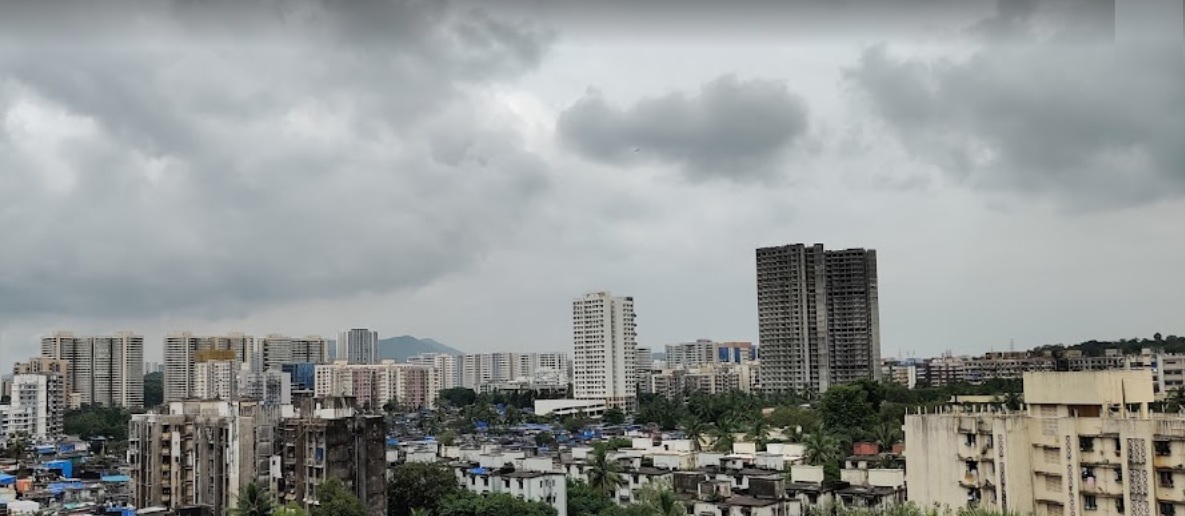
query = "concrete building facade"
(756, 244, 880, 394)
(572, 291, 637, 410)
(905, 370, 1185, 516)
(164, 333, 255, 402)
(258, 335, 330, 371)
(337, 329, 379, 365)
(313, 361, 437, 409)
(41, 331, 144, 408)
(275, 397, 386, 516)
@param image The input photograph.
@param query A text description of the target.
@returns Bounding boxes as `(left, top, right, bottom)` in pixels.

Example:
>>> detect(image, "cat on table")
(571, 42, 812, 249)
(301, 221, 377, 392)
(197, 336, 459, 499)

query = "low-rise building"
(904, 369, 1185, 516)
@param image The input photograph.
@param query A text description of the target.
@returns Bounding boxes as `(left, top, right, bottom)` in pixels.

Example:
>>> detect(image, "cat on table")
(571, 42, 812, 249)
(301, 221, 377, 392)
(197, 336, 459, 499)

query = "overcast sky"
(1, 0, 1182, 370)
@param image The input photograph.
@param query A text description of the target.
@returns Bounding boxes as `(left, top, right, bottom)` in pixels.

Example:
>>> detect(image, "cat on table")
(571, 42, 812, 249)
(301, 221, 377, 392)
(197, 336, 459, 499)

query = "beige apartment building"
(906, 369, 1185, 516)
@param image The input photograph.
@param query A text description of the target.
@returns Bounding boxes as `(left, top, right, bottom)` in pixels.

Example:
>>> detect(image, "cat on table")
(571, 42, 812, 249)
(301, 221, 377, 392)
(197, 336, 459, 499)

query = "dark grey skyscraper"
(757, 243, 880, 394)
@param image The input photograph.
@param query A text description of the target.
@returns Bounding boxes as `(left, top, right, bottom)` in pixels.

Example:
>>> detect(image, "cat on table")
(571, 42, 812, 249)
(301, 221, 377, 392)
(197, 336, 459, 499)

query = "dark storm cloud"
(847, 0, 1184, 207)
(556, 75, 809, 182)
(0, 0, 554, 319)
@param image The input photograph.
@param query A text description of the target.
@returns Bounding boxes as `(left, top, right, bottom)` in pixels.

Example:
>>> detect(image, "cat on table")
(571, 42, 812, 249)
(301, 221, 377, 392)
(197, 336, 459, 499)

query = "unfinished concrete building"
(128, 400, 282, 516)
(276, 397, 386, 516)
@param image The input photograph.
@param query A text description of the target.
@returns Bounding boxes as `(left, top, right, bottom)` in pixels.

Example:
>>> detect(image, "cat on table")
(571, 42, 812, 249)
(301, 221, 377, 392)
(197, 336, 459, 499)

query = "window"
(1117, 469, 1123, 482)
(1161, 503, 1175, 516)
(1157, 441, 1172, 456)
(1081, 437, 1095, 452)
(1117, 500, 1125, 514)
(1160, 471, 1174, 488)
(1085, 495, 1098, 511)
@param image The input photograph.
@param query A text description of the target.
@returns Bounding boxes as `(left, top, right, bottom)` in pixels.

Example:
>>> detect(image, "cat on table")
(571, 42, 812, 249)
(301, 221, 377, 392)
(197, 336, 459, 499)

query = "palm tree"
(234, 483, 275, 516)
(636, 479, 684, 516)
(1169, 387, 1185, 413)
(585, 444, 626, 498)
(803, 428, 842, 467)
(682, 417, 709, 452)
(746, 417, 772, 450)
(999, 391, 1025, 411)
(710, 425, 736, 453)
(871, 423, 902, 452)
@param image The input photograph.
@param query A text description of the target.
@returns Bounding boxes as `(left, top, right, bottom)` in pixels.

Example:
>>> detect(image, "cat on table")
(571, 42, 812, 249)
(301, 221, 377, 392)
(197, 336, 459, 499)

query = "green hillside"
(377, 335, 463, 362)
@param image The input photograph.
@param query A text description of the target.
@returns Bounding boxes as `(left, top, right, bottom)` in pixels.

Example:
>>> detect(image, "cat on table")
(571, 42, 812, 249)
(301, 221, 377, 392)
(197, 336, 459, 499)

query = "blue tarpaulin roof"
(467, 467, 489, 475)
(101, 476, 131, 483)
(0, 473, 15, 486)
(386, 438, 399, 446)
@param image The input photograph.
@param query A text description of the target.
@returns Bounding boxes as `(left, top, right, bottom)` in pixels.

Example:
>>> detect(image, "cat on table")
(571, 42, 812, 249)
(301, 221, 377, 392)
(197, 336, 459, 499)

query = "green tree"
(600, 437, 632, 451)
(803, 427, 842, 465)
(681, 417, 709, 452)
(746, 417, 772, 449)
(437, 491, 557, 516)
(387, 462, 461, 516)
(818, 385, 877, 440)
(144, 372, 164, 407)
(311, 478, 366, 516)
(567, 480, 617, 516)
(438, 429, 458, 447)
(768, 406, 818, 434)
(585, 445, 626, 498)
(535, 431, 556, 447)
(2, 431, 29, 460)
(234, 483, 275, 516)
(439, 388, 478, 408)
(602, 408, 626, 425)
(274, 503, 308, 516)
(871, 422, 902, 452)
(634, 479, 684, 516)
(64, 405, 132, 441)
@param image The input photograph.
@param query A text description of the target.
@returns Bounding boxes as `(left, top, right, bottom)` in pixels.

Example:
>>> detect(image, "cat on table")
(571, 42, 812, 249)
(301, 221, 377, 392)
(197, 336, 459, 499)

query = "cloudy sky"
(1, 0, 1182, 370)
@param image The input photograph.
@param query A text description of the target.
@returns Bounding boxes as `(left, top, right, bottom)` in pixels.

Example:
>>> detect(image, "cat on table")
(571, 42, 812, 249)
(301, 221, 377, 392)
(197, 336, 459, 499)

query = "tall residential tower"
(41, 331, 144, 408)
(572, 291, 637, 410)
(337, 329, 379, 365)
(756, 243, 880, 394)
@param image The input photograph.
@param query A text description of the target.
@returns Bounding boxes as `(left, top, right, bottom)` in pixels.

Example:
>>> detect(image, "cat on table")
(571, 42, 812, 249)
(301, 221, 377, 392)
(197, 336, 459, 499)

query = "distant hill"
(377, 335, 464, 362)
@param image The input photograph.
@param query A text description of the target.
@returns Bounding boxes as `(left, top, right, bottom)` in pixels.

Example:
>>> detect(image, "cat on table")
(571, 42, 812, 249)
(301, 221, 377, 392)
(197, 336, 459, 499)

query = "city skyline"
(1, 1, 1183, 374)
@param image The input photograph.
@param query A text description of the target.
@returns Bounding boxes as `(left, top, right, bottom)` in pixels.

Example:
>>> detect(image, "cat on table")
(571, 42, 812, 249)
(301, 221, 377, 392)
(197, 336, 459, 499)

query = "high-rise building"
(193, 360, 239, 400)
(572, 291, 637, 410)
(665, 339, 718, 369)
(129, 400, 283, 516)
(0, 373, 64, 438)
(164, 332, 255, 402)
(407, 353, 460, 389)
(258, 335, 330, 371)
(276, 397, 387, 516)
(338, 329, 379, 365)
(314, 361, 437, 409)
(12, 358, 69, 433)
(41, 331, 144, 408)
(756, 243, 880, 394)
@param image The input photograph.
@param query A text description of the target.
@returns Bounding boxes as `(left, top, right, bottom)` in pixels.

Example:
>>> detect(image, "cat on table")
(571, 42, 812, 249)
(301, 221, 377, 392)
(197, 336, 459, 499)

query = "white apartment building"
(905, 369, 1185, 516)
(666, 340, 718, 368)
(455, 469, 567, 516)
(41, 331, 145, 408)
(407, 353, 460, 389)
(314, 361, 437, 409)
(572, 291, 637, 410)
(164, 332, 255, 402)
(0, 374, 61, 439)
(193, 360, 240, 400)
(257, 335, 330, 371)
(337, 329, 379, 365)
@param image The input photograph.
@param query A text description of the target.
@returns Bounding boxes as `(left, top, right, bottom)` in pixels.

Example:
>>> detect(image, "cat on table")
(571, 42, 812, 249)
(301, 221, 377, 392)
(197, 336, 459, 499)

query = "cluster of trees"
(387, 462, 556, 516)
(63, 405, 136, 441)
(231, 479, 357, 516)
(144, 372, 164, 407)
(634, 379, 1024, 480)
(1033, 333, 1185, 356)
